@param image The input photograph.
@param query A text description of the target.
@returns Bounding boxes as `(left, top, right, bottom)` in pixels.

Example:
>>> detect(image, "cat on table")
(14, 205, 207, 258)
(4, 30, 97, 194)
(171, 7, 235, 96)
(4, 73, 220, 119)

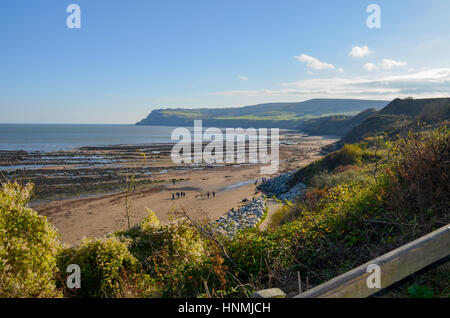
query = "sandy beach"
(21, 134, 338, 244)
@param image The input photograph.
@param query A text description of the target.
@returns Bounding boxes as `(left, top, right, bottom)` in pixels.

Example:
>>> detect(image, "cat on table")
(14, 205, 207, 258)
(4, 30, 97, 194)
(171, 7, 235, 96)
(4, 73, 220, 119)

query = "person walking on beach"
(207, 192, 210, 199)
(212, 191, 215, 198)
(176, 192, 180, 199)
(172, 193, 175, 200)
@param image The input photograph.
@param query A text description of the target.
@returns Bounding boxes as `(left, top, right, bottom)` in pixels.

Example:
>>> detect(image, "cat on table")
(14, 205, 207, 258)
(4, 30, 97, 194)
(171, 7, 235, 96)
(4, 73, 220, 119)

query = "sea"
(0, 124, 182, 152)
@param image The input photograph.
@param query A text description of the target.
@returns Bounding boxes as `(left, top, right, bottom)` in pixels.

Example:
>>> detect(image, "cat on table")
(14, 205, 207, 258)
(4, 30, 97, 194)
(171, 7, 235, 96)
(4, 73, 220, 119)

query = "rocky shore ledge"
(257, 171, 306, 201)
(213, 197, 266, 237)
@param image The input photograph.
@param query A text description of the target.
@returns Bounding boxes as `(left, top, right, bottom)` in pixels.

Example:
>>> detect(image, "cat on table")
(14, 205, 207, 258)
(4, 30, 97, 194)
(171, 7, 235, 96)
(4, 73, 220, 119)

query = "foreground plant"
(57, 236, 145, 297)
(0, 182, 61, 297)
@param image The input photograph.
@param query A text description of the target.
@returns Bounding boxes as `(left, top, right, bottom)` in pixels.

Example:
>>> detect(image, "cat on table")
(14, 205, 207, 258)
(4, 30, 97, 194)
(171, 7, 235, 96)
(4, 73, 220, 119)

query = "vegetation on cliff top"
(136, 99, 387, 128)
(299, 98, 450, 139)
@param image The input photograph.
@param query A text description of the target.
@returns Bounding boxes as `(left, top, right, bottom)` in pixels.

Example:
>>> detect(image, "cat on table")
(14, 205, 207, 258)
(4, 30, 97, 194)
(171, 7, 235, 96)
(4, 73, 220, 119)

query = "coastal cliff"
(136, 99, 388, 129)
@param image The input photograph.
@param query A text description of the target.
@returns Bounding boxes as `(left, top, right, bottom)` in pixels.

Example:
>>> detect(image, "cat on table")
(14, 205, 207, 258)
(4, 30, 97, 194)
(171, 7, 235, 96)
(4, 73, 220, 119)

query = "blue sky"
(1, 0, 449, 124)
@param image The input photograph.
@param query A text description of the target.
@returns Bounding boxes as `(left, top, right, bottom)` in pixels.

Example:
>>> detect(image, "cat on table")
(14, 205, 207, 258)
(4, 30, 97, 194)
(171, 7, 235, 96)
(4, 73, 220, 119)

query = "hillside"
(136, 99, 388, 128)
(299, 108, 378, 136)
(341, 98, 450, 143)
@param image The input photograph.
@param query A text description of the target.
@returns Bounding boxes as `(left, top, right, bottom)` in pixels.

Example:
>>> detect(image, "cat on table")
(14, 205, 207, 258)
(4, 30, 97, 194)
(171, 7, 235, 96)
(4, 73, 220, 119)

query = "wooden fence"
(252, 224, 450, 298)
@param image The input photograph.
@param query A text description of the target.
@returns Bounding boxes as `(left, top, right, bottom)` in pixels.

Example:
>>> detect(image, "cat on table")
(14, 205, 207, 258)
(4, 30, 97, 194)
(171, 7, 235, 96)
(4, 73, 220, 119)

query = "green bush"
(290, 143, 378, 187)
(57, 237, 140, 297)
(116, 214, 205, 273)
(384, 127, 450, 227)
(0, 182, 61, 297)
(114, 210, 212, 297)
(407, 284, 434, 298)
(269, 203, 294, 228)
(329, 144, 364, 166)
(309, 168, 372, 190)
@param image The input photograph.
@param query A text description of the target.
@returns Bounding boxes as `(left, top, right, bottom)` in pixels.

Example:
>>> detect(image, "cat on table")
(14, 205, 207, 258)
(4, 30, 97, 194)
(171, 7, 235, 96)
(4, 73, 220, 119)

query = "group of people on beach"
(171, 192, 186, 200)
(203, 191, 215, 199)
(171, 191, 216, 200)
(169, 178, 270, 202)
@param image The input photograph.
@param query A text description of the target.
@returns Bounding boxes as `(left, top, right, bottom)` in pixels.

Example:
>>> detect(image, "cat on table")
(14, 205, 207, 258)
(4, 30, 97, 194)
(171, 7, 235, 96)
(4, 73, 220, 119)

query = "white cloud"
(381, 59, 408, 69)
(363, 59, 408, 71)
(294, 54, 336, 71)
(213, 68, 450, 100)
(349, 46, 371, 58)
(364, 62, 378, 71)
(237, 75, 249, 81)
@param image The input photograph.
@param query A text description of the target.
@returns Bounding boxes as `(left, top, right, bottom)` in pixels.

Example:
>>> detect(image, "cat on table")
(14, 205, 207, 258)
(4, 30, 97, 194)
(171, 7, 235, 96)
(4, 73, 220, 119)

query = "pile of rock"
(213, 197, 266, 237)
(258, 170, 306, 201)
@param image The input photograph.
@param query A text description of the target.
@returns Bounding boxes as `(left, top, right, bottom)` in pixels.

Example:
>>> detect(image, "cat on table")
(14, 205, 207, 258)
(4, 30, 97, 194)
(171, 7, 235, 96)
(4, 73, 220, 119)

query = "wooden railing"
(252, 224, 450, 298)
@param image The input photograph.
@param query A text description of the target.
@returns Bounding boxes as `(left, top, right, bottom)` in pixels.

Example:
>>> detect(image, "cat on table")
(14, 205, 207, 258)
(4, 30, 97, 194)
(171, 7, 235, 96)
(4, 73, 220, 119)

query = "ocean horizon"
(0, 123, 284, 152)
(0, 123, 183, 152)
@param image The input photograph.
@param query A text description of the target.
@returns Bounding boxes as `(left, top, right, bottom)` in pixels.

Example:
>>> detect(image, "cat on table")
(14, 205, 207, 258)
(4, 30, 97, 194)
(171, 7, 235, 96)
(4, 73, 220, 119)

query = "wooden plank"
(295, 224, 450, 298)
(251, 288, 286, 298)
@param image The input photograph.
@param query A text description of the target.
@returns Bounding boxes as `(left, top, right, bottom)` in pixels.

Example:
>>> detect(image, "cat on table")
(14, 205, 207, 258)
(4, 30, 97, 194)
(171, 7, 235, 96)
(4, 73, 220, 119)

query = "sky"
(0, 0, 449, 124)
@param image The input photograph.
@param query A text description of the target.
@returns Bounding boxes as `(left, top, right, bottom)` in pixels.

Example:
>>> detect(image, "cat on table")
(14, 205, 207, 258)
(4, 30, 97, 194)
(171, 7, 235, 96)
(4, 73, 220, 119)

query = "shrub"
(330, 144, 364, 166)
(302, 188, 328, 211)
(290, 143, 377, 187)
(57, 237, 140, 297)
(332, 165, 359, 174)
(269, 202, 294, 227)
(309, 168, 371, 190)
(114, 211, 210, 297)
(0, 182, 61, 297)
(384, 127, 450, 228)
(407, 284, 434, 298)
(117, 218, 205, 272)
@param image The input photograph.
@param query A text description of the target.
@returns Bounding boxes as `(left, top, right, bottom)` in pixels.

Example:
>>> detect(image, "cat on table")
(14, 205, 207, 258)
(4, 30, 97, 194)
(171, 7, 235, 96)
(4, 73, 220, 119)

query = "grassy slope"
(299, 108, 378, 136)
